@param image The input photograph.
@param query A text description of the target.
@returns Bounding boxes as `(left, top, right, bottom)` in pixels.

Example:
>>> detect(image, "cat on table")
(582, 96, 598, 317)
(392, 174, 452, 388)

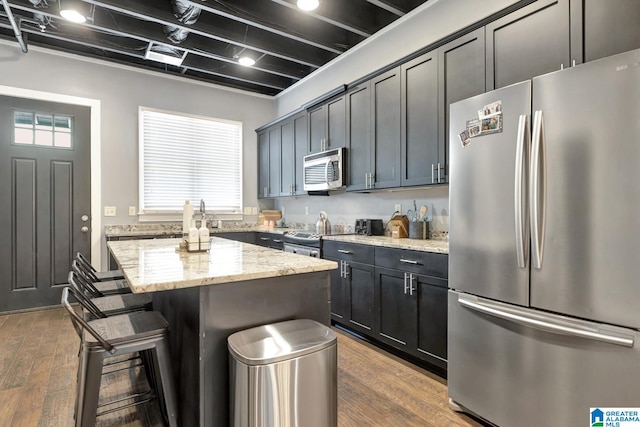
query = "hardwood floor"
(0, 307, 483, 426)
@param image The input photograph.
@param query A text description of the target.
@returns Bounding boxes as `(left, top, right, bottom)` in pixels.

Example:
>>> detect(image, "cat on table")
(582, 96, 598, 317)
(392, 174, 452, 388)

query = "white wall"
(0, 41, 276, 266)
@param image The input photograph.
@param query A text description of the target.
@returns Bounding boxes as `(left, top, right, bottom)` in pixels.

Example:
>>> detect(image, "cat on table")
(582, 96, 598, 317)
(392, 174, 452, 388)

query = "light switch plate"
(305, 206, 309, 215)
(129, 206, 136, 216)
(104, 206, 116, 217)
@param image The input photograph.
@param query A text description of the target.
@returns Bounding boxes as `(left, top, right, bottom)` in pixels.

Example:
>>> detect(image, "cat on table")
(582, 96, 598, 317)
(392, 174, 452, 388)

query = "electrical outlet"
(281, 206, 285, 217)
(129, 206, 136, 216)
(395, 204, 402, 214)
(252, 207, 258, 215)
(104, 206, 116, 217)
(243, 207, 252, 214)
(305, 206, 309, 215)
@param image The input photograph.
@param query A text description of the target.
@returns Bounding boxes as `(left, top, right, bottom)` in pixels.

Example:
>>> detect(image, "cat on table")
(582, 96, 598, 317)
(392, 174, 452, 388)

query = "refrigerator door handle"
(458, 295, 635, 348)
(514, 114, 530, 269)
(530, 110, 546, 269)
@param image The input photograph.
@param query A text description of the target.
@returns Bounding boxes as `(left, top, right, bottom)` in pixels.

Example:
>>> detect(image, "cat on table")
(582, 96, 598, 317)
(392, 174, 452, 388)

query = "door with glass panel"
(0, 96, 91, 312)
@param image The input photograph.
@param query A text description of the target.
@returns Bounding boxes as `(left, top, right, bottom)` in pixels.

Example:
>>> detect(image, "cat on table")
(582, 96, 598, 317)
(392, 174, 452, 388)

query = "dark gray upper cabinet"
(400, 50, 439, 187)
(308, 95, 346, 154)
(267, 127, 281, 198)
(346, 82, 372, 191)
(486, 0, 570, 90)
(257, 131, 269, 199)
(570, 0, 640, 64)
(437, 28, 485, 184)
(371, 67, 402, 189)
(293, 113, 308, 195)
(280, 120, 295, 196)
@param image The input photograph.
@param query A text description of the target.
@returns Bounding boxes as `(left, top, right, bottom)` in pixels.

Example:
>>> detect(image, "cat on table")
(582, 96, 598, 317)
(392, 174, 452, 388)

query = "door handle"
(403, 272, 408, 294)
(514, 114, 530, 269)
(530, 110, 546, 270)
(458, 295, 634, 348)
(431, 164, 434, 183)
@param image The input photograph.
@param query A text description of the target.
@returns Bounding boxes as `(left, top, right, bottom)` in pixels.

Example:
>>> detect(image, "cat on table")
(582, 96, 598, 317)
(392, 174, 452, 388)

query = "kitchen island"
(107, 237, 337, 427)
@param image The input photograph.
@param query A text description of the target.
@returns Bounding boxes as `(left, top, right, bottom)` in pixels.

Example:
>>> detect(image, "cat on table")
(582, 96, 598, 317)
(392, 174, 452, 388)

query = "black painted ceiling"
(0, 0, 428, 96)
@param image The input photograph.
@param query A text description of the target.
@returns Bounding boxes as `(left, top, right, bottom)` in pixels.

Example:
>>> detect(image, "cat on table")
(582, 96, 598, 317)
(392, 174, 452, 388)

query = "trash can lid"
(228, 319, 337, 365)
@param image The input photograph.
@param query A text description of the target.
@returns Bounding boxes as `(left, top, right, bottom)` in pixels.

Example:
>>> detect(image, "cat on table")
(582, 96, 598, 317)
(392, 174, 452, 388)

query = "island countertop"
(107, 237, 338, 293)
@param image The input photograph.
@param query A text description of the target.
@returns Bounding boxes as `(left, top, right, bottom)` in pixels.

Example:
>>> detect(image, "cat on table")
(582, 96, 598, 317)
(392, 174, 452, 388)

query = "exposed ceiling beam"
(185, 0, 345, 54)
(5, 2, 308, 81)
(268, 0, 372, 38)
(365, 0, 405, 16)
(0, 17, 293, 92)
(79, 0, 332, 68)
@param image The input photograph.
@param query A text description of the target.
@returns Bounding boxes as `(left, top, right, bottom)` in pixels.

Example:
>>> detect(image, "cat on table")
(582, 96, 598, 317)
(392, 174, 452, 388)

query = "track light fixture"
(59, 0, 90, 23)
(297, 0, 319, 11)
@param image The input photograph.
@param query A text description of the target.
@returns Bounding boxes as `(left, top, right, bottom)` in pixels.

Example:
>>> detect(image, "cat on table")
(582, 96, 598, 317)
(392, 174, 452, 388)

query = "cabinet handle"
(400, 258, 419, 265)
(437, 162, 441, 183)
(409, 273, 415, 296)
(260, 237, 270, 241)
(344, 262, 349, 277)
(431, 164, 435, 183)
(272, 239, 282, 243)
(338, 249, 352, 254)
(340, 260, 344, 278)
(403, 272, 409, 294)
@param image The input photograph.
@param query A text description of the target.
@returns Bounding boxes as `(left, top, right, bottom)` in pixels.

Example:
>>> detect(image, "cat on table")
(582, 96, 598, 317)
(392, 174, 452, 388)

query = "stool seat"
(94, 269, 125, 281)
(94, 278, 131, 295)
(84, 311, 168, 347)
(88, 293, 153, 318)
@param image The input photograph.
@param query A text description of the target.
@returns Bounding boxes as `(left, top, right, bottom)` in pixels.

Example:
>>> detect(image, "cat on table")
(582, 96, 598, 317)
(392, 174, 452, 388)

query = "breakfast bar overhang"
(107, 237, 337, 427)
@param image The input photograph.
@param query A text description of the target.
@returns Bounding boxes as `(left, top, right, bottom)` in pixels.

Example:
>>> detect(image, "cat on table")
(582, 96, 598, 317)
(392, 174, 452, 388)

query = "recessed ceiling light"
(59, 0, 89, 23)
(238, 56, 256, 67)
(297, 0, 319, 12)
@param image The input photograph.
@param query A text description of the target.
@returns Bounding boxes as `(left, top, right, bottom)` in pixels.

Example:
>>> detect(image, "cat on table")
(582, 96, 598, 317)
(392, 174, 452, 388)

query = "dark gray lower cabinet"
(216, 232, 256, 244)
(255, 232, 283, 250)
(323, 240, 376, 336)
(375, 266, 448, 370)
(325, 240, 448, 371)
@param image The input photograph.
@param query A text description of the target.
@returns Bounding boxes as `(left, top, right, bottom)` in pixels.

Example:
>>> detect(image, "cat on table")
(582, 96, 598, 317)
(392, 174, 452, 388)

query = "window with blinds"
(139, 108, 243, 214)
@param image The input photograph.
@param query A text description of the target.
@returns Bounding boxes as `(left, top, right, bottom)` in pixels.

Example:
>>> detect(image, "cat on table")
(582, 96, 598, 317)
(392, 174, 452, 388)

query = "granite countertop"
(104, 223, 297, 238)
(107, 237, 338, 293)
(322, 234, 449, 254)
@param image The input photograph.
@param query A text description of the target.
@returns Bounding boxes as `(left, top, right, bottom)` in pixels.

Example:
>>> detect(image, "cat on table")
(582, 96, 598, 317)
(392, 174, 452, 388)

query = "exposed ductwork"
(1, 0, 28, 52)
(163, 0, 200, 44)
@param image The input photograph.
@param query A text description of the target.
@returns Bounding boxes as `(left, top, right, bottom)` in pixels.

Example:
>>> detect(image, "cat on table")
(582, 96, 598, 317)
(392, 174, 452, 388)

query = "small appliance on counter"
(354, 219, 384, 236)
(315, 211, 331, 235)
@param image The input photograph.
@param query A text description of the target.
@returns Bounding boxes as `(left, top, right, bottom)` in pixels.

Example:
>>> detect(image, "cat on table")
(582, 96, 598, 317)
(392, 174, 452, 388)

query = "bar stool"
(76, 252, 125, 281)
(62, 287, 178, 427)
(68, 272, 152, 320)
(72, 260, 131, 296)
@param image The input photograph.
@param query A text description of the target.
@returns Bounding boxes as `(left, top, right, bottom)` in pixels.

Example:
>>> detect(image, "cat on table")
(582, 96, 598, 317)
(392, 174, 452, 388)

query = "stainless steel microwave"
(303, 147, 345, 191)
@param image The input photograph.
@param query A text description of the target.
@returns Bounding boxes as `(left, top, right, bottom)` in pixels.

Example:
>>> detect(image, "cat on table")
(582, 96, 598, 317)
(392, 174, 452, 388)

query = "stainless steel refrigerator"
(448, 49, 640, 427)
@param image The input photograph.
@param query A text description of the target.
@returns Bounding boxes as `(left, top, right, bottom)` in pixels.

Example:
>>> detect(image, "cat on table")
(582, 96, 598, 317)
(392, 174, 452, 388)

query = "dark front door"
(0, 95, 91, 312)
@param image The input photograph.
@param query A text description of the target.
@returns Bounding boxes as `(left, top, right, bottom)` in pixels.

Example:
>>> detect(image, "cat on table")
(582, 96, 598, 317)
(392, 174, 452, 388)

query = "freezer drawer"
(448, 291, 640, 427)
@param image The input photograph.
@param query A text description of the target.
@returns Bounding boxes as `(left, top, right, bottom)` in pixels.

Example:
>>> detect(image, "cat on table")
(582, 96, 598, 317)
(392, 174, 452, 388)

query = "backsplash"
(273, 186, 449, 240)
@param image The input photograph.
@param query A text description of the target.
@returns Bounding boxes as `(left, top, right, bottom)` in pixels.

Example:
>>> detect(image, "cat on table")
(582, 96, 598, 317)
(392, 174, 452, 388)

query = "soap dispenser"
(199, 219, 210, 251)
(188, 220, 200, 251)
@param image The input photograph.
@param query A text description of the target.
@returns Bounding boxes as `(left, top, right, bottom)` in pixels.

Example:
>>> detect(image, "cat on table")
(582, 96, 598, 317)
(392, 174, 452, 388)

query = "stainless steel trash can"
(228, 319, 338, 427)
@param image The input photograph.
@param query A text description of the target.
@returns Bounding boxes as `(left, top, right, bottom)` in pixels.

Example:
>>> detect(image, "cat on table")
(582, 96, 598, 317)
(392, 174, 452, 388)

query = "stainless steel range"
(283, 231, 322, 258)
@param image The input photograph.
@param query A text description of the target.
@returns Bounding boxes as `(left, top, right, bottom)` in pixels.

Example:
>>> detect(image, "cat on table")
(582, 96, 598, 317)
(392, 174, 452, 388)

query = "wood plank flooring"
(0, 307, 483, 426)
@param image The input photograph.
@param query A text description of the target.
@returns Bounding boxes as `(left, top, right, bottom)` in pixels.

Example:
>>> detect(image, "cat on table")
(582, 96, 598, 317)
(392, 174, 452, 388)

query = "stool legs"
(76, 349, 105, 427)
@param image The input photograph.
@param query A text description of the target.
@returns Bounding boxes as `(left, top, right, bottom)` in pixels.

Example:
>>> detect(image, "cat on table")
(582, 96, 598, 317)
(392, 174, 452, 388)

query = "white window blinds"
(139, 108, 242, 213)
